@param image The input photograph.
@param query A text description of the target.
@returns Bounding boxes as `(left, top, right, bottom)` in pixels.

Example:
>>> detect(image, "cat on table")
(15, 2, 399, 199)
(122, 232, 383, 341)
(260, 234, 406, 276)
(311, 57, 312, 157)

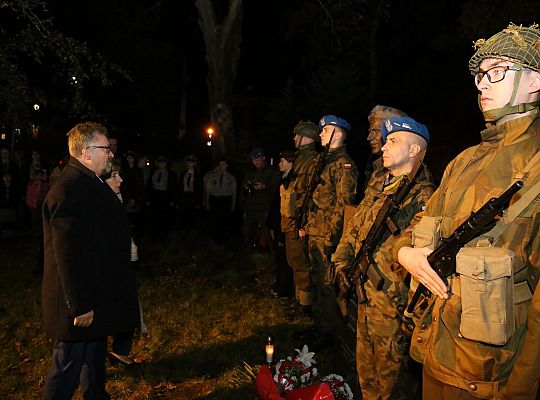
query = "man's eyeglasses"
(86, 145, 112, 154)
(475, 65, 522, 85)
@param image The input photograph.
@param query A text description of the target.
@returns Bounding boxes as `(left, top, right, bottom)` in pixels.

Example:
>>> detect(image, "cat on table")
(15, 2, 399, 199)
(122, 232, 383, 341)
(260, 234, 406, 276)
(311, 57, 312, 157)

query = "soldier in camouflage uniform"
(299, 115, 358, 350)
(334, 116, 435, 399)
(280, 121, 320, 317)
(398, 23, 540, 399)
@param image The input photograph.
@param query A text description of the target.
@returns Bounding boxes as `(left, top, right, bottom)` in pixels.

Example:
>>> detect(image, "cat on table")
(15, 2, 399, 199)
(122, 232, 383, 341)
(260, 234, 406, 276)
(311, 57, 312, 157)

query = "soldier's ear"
(409, 143, 422, 158)
(528, 71, 540, 94)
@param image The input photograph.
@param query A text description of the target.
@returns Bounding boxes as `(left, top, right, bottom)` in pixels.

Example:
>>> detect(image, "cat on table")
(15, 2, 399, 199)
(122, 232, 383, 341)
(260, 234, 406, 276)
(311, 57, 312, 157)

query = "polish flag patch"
(344, 163, 352, 169)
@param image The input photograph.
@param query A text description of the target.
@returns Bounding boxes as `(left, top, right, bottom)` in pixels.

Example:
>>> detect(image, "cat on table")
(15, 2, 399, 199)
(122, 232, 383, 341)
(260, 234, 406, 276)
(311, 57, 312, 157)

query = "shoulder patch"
(344, 163, 352, 169)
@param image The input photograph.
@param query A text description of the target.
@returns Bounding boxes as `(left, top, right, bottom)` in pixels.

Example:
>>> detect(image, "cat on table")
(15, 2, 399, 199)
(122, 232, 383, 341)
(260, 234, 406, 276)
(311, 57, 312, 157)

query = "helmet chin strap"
(479, 69, 540, 125)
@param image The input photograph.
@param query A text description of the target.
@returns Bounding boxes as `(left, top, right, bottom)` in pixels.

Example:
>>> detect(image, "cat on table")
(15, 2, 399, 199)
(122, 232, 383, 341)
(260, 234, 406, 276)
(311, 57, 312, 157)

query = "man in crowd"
(296, 115, 358, 351)
(175, 154, 203, 230)
(398, 23, 540, 399)
(241, 147, 279, 248)
(280, 120, 320, 318)
(41, 122, 139, 399)
(334, 116, 435, 399)
(204, 159, 237, 240)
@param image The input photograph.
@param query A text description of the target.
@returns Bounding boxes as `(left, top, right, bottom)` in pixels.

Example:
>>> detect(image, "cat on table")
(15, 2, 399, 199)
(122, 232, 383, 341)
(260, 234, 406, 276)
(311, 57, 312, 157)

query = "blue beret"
(319, 115, 351, 131)
(381, 117, 430, 144)
(250, 147, 265, 159)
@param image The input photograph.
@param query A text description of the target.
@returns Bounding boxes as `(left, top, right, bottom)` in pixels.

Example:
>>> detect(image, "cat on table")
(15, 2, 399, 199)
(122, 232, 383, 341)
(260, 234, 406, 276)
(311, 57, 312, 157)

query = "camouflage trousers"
(308, 235, 343, 334)
(285, 232, 313, 306)
(356, 281, 420, 400)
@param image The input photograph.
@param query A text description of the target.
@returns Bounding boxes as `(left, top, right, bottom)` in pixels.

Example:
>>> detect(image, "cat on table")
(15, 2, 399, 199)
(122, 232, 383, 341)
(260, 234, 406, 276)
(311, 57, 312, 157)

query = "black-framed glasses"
(475, 65, 522, 85)
(86, 145, 112, 154)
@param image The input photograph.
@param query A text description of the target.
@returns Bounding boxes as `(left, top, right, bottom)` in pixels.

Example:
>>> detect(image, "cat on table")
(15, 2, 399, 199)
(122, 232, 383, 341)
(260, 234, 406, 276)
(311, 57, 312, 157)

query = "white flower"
(323, 373, 343, 381)
(294, 345, 316, 367)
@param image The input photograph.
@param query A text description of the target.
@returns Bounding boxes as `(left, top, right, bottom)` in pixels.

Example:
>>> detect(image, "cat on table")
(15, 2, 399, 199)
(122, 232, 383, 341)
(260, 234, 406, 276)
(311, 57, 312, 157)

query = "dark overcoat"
(42, 157, 139, 341)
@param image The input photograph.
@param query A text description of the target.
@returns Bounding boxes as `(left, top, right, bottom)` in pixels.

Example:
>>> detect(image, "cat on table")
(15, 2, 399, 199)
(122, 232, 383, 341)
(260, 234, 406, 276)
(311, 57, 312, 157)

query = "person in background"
(397, 23, 540, 399)
(121, 151, 145, 230)
(0, 146, 21, 189)
(0, 172, 19, 236)
(102, 158, 146, 366)
(146, 155, 176, 237)
(41, 121, 139, 399)
(175, 154, 203, 231)
(25, 168, 50, 235)
(22, 149, 48, 186)
(49, 154, 69, 187)
(137, 154, 152, 187)
(108, 136, 119, 157)
(267, 150, 296, 299)
(280, 120, 320, 319)
(203, 159, 237, 241)
(241, 147, 279, 249)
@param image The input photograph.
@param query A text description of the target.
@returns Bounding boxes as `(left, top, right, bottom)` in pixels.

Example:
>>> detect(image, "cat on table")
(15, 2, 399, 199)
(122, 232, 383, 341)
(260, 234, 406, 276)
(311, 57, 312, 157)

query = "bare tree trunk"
(178, 53, 187, 142)
(195, 0, 243, 160)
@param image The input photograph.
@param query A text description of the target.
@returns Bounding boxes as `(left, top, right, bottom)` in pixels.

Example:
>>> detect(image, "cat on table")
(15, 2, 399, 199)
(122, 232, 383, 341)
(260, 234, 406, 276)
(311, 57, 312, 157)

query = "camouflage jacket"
(305, 145, 358, 248)
(402, 111, 540, 399)
(281, 143, 319, 232)
(333, 164, 435, 307)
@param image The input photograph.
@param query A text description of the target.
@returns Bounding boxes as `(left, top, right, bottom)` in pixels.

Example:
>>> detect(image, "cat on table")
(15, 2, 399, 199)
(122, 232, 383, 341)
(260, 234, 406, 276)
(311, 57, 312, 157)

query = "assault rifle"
(296, 130, 335, 236)
(403, 180, 524, 324)
(344, 165, 425, 304)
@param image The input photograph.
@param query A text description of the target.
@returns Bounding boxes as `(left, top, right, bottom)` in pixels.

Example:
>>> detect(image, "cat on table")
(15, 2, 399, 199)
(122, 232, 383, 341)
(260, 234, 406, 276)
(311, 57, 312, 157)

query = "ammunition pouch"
(280, 185, 297, 218)
(456, 246, 532, 345)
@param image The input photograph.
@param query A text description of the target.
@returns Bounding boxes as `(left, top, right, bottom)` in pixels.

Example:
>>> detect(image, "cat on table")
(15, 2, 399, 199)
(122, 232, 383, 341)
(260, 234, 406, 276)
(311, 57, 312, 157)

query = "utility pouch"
(280, 185, 297, 218)
(456, 247, 515, 345)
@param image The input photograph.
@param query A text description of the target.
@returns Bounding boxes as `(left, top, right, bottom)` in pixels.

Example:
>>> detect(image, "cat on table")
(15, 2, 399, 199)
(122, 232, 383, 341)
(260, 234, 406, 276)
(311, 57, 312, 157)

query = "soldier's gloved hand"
(335, 266, 353, 298)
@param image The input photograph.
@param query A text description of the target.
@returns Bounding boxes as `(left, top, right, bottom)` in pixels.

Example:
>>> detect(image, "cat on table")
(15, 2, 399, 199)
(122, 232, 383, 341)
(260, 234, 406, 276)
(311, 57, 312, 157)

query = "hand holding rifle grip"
(405, 180, 524, 316)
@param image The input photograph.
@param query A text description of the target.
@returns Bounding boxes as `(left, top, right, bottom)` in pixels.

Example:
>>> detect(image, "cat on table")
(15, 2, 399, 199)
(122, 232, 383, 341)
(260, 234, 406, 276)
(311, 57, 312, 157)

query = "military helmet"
(469, 23, 540, 73)
(293, 120, 320, 142)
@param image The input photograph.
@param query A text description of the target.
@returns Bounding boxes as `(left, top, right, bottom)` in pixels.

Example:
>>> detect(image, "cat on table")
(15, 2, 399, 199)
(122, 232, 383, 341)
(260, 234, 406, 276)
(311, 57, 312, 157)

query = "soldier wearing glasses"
(397, 24, 540, 399)
(41, 122, 139, 400)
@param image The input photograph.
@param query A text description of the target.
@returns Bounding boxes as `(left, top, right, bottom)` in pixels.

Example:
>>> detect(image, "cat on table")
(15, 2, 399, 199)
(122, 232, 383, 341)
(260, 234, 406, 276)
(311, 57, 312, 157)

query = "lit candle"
(265, 335, 274, 364)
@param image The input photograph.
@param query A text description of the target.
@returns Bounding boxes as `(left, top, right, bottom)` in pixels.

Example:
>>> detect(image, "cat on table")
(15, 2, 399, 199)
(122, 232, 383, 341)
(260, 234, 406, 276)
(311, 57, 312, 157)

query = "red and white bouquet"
(255, 345, 353, 400)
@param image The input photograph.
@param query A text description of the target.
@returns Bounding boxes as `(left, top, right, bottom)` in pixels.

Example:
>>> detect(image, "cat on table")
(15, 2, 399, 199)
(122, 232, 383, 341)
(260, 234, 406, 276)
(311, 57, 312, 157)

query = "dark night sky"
(41, 0, 539, 179)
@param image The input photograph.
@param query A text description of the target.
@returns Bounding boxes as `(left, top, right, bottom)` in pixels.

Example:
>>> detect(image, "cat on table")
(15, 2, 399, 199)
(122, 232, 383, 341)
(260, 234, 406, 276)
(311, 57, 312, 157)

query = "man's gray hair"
(368, 105, 408, 123)
(67, 122, 108, 157)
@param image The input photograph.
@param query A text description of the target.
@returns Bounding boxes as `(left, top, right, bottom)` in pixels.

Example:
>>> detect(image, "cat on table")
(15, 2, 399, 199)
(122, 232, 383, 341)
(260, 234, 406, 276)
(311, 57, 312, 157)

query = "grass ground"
(0, 223, 351, 399)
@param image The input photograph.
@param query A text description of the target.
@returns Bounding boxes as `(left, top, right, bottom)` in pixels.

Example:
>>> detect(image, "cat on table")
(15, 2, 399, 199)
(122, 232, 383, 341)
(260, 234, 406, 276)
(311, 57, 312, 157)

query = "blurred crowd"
(0, 139, 289, 250)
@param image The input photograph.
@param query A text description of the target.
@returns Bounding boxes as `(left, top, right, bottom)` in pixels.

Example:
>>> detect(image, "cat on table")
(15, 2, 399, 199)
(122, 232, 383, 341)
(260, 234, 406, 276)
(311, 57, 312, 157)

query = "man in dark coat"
(41, 121, 139, 400)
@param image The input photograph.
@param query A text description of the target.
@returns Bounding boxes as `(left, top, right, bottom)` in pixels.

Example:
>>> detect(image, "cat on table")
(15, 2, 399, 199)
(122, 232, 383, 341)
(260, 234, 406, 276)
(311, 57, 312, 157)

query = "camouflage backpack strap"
(479, 151, 540, 291)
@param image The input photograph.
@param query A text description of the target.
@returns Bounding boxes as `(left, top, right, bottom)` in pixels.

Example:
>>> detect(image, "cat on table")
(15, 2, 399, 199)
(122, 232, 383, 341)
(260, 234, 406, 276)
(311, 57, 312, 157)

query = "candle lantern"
(265, 335, 274, 365)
